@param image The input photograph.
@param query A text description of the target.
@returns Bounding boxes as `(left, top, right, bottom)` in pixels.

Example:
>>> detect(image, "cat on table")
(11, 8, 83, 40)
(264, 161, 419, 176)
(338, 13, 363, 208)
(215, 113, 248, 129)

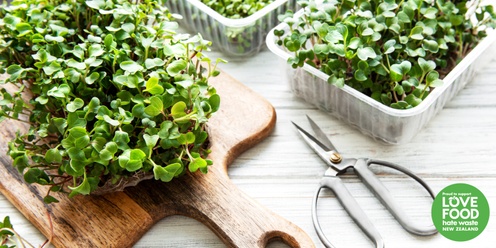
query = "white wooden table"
(1, 44, 496, 247)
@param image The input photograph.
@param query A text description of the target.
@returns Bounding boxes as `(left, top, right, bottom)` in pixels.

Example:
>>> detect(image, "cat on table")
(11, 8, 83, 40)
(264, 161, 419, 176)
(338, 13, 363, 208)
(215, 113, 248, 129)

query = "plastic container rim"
(266, 18, 496, 118)
(181, 0, 290, 28)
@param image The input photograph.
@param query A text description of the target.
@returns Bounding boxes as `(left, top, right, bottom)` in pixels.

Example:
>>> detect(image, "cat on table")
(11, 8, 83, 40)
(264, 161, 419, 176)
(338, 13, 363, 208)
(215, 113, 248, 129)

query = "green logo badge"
(431, 183, 489, 241)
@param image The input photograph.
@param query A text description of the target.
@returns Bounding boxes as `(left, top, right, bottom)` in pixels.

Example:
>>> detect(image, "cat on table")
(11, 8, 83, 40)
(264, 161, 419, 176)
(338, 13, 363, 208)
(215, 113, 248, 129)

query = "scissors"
(292, 116, 437, 248)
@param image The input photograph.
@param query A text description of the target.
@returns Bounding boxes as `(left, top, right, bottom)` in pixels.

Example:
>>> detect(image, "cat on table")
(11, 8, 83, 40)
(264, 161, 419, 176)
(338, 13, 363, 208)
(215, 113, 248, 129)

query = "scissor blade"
(306, 115, 339, 153)
(292, 121, 332, 152)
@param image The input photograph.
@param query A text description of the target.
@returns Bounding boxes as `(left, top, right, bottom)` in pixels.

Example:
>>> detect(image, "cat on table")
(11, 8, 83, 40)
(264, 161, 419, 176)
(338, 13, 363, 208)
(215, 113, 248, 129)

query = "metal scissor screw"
(330, 152, 342, 163)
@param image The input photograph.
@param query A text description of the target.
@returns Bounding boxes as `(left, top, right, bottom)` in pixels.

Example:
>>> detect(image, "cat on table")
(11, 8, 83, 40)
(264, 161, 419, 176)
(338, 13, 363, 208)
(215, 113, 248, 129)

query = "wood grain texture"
(0, 70, 315, 248)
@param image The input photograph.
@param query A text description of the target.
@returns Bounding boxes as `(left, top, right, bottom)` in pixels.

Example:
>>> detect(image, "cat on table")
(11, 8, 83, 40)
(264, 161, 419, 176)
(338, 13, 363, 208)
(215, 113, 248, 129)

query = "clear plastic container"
(165, 0, 297, 57)
(266, 17, 496, 144)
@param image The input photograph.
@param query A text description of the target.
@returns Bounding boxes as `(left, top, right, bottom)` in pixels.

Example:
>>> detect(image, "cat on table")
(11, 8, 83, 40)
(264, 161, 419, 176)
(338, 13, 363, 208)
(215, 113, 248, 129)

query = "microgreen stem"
(396, 0, 405, 13)
(148, 158, 158, 167)
(40, 209, 54, 248)
(183, 144, 193, 160)
(333, 5, 341, 23)
(393, 90, 399, 103)
(173, 109, 197, 123)
(457, 31, 464, 59)
(0, 227, 34, 248)
(419, 72, 428, 98)
(144, 47, 149, 60)
(2, 115, 32, 124)
(381, 62, 390, 74)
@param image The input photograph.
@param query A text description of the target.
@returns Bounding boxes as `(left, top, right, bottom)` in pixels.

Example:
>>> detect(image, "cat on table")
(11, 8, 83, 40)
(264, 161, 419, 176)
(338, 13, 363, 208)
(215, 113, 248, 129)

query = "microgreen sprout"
(0, 0, 226, 202)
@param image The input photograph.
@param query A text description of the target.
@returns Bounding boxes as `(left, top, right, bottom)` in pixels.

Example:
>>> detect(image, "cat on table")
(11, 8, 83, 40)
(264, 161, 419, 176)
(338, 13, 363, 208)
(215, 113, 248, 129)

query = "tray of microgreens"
(267, 0, 496, 144)
(165, 0, 298, 56)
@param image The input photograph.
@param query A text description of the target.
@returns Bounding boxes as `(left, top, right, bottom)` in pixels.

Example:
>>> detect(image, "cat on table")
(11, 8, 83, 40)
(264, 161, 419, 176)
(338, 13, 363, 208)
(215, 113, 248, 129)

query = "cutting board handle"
(165, 166, 314, 248)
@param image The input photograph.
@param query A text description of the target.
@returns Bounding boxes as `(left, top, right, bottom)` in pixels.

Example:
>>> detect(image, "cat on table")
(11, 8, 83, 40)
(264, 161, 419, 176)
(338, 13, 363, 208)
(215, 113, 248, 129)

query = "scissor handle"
(356, 158, 437, 236)
(312, 159, 437, 248)
(312, 176, 385, 248)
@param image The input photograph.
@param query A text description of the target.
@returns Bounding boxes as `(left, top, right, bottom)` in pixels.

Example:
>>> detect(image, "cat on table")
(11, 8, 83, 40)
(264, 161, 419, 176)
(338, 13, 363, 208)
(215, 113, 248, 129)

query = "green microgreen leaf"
(450, 15, 464, 26)
(354, 69, 368, 81)
(171, 101, 187, 119)
(189, 157, 207, 173)
(51, 118, 68, 134)
(426, 71, 444, 87)
(418, 58, 436, 74)
(409, 26, 424, 40)
(45, 34, 64, 42)
(113, 130, 131, 151)
(328, 75, 345, 87)
(166, 59, 187, 77)
(143, 134, 159, 149)
(67, 98, 85, 112)
(45, 148, 63, 164)
(144, 77, 164, 95)
(86, 72, 100, 85)
(405, 94, 422, 107)
(100, 142, 118, 161)
(16, 23, 33, 38)
(383, 40, 396, 54)
(347, 38, 362, 50)
(68, 175, 91, 196)
(47, 84, 71, 98)
(120, 61, 144, 74)
(357, 47, 377, 61)
(422, 40, 439, 53)
(103, 115, 120, 126)
(153, 163, 182, 182)
(390, 61, 412, 82)
(44, 195, 60, 204)
(145, 58, 165, 69)
(43, 61, 62, 76)
(7, 65, 24, 81)
(118, 149, 147, 172)
(209, 94, 221, 112)
(67, 59, 87, 70)
(23, 168, 45, 184)
(88, 44, 104, 57)
(144, 96, 163, 117)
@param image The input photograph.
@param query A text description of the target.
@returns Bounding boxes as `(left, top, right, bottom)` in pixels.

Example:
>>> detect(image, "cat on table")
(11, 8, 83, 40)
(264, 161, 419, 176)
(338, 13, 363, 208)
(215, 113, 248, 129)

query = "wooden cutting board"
(0, 71, 315, 247)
